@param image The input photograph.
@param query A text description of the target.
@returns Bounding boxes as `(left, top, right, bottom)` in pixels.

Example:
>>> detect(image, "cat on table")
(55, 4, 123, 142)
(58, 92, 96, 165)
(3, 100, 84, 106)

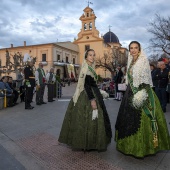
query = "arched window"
(66, 56, 69, 63)
(84, 23, 87, 30)
(57, 54, 60, 61)
(89, 22, 92, 30)
(73, 58, 75, 64)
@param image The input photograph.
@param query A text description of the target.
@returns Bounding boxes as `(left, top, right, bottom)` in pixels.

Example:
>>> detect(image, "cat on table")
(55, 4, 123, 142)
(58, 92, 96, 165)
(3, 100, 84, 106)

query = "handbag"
(118, 83, 127, 91)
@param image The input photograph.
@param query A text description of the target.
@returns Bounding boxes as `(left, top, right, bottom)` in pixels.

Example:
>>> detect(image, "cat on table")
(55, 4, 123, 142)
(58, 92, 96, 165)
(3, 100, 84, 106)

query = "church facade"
(73, 6, 127, 78)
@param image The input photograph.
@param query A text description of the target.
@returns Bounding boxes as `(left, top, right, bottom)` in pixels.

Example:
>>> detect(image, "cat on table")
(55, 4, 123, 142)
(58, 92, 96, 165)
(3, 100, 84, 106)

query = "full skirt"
(58, 90, 112, 151)
(115, 85, 170, 157)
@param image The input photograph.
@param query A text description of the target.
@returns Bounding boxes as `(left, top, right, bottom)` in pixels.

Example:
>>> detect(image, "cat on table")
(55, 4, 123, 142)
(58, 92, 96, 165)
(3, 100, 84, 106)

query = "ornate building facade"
(73, 6, 127, 78)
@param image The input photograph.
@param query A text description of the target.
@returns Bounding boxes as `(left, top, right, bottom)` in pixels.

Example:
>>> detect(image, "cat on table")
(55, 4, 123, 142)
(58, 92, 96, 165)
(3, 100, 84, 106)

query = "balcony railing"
(53, 61, 80, 67)
(41, 61, 48, 65)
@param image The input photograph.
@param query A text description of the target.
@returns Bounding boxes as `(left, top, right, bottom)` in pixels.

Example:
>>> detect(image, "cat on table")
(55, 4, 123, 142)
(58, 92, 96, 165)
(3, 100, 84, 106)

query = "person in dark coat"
(153, 61, 169, 112)
(150, 64, 157, 91)
(114, 65, 123, 101)
(7, 77, 19, 105)
(24, 57, 35, 109)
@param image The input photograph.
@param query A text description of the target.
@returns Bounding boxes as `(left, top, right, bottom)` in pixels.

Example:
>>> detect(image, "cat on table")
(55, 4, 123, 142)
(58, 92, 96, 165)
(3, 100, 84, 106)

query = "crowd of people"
(99, 53, 170, 114)
(0, 41, 170, 159)
(98, 65, 127, 100)
(0, 76, 19, 107)
(0, 53, 65, 109)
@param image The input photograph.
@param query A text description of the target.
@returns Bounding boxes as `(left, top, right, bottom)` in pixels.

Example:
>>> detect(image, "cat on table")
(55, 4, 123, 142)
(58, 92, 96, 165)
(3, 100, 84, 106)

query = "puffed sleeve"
(84, 75, 95, 100)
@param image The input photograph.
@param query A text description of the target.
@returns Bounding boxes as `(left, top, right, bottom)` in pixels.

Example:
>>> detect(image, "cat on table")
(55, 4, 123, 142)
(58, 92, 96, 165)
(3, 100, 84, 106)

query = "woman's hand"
(91, 99, 97, 110)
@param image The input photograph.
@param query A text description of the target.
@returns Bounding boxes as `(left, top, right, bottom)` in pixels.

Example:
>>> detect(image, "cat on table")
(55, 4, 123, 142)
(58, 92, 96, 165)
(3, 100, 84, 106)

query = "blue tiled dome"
(103, 31, 119, 43)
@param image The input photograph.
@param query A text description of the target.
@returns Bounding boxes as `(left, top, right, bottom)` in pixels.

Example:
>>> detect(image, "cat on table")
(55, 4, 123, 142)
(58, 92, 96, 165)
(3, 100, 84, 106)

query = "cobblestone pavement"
(0, 83, 170, 170)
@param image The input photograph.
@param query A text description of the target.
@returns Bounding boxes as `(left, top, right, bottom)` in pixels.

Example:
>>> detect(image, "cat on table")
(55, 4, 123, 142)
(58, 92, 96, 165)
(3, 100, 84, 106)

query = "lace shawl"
(126, 50, 153, 88)
(73, 59, 96, 105)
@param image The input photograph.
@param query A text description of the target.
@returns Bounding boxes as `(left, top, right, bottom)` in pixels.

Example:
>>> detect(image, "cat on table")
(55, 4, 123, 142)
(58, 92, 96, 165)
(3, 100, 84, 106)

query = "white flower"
(132, 89, 148, 109)
(100, 89, 109, 99)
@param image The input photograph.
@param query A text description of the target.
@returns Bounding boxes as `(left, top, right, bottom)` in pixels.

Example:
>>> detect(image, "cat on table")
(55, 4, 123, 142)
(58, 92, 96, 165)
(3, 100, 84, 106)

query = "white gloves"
(92, 109, 98, 120)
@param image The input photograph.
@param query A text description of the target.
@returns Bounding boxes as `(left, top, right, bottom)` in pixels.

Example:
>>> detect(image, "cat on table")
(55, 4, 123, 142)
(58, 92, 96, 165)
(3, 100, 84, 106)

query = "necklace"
(132, 55, 140, 65)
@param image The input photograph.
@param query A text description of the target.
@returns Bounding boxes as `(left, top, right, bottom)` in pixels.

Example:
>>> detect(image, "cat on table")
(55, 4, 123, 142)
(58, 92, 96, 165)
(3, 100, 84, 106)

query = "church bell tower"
(73, 5, 103, 64)
(74, 6, 102, 43)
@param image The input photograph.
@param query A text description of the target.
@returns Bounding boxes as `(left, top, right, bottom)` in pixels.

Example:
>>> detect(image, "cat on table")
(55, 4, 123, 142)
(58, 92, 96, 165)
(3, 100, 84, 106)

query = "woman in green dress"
(58, 49, 112, 151)
(115, 41, 170, 158)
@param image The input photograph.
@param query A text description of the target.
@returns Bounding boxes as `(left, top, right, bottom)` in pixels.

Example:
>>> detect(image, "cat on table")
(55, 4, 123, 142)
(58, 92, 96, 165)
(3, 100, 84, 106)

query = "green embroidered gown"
(115, 66, 170, 158)
(58, 74, 112, 151)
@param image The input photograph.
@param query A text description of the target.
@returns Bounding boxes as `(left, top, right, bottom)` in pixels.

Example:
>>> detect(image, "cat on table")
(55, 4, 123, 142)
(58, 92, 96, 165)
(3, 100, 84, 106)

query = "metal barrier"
(56, 81, 62, 98)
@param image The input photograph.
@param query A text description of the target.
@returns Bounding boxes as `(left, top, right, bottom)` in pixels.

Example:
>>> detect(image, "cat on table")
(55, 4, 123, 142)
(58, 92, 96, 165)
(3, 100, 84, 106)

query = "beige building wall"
(0, 42, 79, 79)
(77, 41, 111, 78)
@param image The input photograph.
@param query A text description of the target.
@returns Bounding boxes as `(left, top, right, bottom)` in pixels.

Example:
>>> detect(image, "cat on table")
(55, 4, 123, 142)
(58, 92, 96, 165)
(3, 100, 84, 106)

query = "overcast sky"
(0, 0, 169, 54)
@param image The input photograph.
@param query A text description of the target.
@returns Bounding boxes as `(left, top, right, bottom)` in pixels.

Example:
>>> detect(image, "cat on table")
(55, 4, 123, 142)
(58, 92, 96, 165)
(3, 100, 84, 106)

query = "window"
(87, 13, 89, 17)
(42, 54, 46, 61)
(56, 69, 61, 76)
(84, 23, 87, 30)
(66, 56, 69, 63)
(89, 22, 92, 30)
(85, 45, 90, 51)
(73, 58, 75, 64)
(57, 54, 60, 61)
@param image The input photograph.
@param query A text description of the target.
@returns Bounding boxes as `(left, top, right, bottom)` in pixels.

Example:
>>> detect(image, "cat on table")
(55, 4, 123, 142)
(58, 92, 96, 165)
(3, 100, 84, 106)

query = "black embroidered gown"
(115, 73, 170, 157)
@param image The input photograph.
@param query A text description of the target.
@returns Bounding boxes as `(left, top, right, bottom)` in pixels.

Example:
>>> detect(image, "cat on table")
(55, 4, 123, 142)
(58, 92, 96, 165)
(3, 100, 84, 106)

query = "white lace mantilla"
(126, 50, 153, 88)
(73, 60, 96, 106)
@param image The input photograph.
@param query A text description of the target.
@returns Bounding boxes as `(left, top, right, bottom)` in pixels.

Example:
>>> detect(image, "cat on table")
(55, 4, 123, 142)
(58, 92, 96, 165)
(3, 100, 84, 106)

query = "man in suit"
(35, 62, 46, 105)
(46, 68, 55, 102)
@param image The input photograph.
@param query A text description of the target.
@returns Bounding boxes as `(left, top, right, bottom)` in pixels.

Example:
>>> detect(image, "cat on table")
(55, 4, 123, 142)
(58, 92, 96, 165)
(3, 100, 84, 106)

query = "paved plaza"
(0, 83, 170, 170)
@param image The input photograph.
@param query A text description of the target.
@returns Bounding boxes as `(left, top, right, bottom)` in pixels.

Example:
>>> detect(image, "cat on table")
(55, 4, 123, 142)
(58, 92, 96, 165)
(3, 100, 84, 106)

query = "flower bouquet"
(100, 89, 109, 99)
(132, 89, 148, 109)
